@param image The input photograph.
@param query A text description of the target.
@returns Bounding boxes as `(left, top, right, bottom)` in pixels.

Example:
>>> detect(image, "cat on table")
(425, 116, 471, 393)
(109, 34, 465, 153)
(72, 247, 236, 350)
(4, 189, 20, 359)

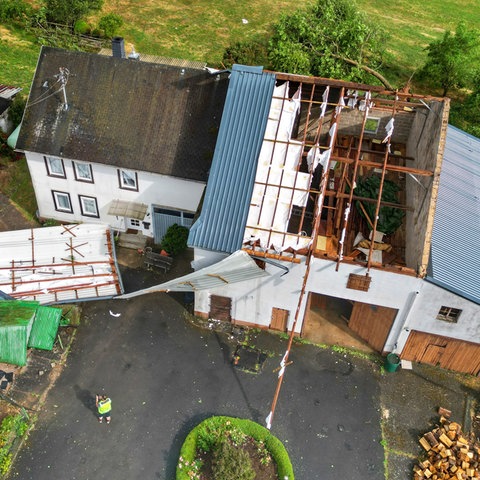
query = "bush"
(222, 40, 270, 69)
(98, 13, 123, 38)
(74, 20, 90, 35)
(212, 438, 255, 480)
(8, 96, 26, 128)
(161, 224, 189, 256)
(0, 0, 32, 23)
(0, 412, 30, 476)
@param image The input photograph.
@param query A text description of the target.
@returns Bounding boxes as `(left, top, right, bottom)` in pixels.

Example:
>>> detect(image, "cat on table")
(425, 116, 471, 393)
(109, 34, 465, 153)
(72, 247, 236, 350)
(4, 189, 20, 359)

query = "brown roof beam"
(331, 155, 434, 176)
(334, 144, 415, 162)
(329, 191, 413, 211)
(269, 72, 386, 92)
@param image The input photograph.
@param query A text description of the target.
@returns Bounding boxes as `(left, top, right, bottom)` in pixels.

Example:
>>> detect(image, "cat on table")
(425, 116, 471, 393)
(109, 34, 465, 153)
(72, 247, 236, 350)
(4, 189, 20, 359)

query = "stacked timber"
(414, 408, 480, 479)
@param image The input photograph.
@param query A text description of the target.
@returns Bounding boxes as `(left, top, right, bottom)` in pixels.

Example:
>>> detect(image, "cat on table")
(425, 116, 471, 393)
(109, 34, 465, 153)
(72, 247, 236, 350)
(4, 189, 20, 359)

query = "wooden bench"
(143, 249, 173, 273)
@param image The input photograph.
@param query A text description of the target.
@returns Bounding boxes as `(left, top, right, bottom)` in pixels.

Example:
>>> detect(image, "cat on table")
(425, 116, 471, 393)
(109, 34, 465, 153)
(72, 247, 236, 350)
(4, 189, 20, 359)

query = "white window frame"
(73, 162, 94, 183)
(52, 191, 72, 213)
(79, 195, 99, 218)
(45, 156, 66, 178)
(118, 169, 138, 191)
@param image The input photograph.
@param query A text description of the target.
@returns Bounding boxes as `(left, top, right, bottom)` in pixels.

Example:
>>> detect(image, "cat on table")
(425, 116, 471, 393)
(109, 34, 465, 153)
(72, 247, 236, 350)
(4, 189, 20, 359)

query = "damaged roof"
(16, 46, 228, 182)
(0, 223, 123, 304)
(189, 66, 450, 276)
(188, 65, 276, 252)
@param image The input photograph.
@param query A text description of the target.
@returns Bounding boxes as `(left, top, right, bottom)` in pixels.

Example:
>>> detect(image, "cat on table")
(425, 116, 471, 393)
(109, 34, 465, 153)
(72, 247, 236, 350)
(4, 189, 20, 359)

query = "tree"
(98, 13, 123, 38)
(419, 22, 480, 96)
(43, 0, 104, 26)
(267, 0, 390, 87)
(222, 40, 269, 69)
(449, 71, 480, 138)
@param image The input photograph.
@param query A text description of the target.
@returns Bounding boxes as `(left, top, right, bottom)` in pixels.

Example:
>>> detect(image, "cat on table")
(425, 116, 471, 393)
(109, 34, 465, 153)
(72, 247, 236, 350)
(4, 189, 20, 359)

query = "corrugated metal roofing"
(188, 65, 275, 253)
(0, 224, 122, 304)
(427, 125, 480, 304)
(16, 47, 228, 183)
(0, 301, 37, 366)
(118, 250, 269, 298)
(0, 84, 22, 99)
(28, 305, 62, 350)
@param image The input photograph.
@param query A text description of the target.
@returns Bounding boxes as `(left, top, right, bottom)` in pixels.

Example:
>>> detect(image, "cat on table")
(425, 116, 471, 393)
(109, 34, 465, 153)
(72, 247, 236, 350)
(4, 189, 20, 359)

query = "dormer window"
(118, 169, 138, 191)
(45, 156, 66, 178)
(73, 162, 94, 183)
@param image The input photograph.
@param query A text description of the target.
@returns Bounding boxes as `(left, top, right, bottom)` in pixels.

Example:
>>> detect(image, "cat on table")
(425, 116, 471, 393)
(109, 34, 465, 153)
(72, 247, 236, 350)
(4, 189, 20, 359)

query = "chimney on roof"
(112, 37, 126, 59)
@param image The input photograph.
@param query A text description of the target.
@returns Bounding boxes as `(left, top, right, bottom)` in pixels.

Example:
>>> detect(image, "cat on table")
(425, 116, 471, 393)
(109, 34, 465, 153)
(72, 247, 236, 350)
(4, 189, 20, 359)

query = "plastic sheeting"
(244, 82, 312, 251)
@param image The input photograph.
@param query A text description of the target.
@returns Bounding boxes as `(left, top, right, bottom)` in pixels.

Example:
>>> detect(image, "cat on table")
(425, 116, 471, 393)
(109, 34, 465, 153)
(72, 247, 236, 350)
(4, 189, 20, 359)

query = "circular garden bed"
(176, 416, 294, 480)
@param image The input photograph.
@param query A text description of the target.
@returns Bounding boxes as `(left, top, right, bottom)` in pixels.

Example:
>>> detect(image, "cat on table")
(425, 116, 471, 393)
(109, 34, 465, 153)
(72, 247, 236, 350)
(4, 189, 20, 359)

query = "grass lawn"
(2, 0, 478, 91)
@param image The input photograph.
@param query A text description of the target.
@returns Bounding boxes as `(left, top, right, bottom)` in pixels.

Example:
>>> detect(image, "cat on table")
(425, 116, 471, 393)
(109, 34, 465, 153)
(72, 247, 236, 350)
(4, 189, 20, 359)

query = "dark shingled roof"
(16, 46, 229, 182)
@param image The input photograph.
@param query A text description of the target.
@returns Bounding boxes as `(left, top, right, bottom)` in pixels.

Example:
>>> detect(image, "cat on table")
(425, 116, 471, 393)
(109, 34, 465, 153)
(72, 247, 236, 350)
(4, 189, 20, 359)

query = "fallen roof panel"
(0, 224, 123, 304)
(118, 250, 269, 298)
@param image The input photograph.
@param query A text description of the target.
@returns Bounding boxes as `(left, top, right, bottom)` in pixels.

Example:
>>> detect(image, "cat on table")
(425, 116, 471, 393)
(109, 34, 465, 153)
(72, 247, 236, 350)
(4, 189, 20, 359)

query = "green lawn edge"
(176, 415, 294, 480)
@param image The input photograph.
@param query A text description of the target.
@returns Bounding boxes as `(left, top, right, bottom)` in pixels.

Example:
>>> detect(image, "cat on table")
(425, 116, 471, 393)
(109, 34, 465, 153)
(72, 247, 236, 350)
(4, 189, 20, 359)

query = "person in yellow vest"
(95, 394, 112, 424)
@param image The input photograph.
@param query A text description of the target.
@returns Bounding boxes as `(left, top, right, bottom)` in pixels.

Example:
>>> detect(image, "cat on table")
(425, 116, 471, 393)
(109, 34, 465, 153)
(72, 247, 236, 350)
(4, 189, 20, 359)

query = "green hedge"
(176, 416, 294, 480)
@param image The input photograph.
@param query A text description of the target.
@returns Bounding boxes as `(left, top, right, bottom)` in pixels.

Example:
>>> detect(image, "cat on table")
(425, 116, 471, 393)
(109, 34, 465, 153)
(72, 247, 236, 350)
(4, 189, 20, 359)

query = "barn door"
(422, 343, 447, 365)
(209, 295, 232, 322)
(270, 308, 289, 332)
(349, 301, 397, 352)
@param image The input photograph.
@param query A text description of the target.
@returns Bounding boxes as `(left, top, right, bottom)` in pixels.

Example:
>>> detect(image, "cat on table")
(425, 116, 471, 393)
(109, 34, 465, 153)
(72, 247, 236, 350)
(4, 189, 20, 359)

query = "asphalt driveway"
(8, 290, 384, 480)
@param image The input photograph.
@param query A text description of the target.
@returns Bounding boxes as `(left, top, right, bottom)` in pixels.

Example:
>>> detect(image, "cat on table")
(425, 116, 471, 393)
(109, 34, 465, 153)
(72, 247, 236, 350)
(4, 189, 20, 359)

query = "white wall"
(25, 152, 205, 236)
(394, 282, 480, 352)
(194, 253, 422, 337)
(195, 258, 308, 332)
(193, 252, 480, 349)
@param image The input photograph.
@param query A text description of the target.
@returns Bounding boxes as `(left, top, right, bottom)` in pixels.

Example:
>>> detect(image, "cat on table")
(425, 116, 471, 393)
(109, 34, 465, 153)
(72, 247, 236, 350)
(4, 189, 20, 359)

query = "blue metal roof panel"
(188, 65, 276, 253)
(426, 125, 480, 304)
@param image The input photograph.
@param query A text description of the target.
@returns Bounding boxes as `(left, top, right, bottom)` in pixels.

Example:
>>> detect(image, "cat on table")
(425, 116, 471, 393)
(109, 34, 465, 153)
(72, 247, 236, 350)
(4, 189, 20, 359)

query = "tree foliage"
(419, 22, 480, 96)
(43, 0, 104, 26)
(449, 72, 480, 138)
(98, 13, 123, 38)
(222, 40, 269, 69)
(0, 0, 33, 22)
(267, 0, 388, 85)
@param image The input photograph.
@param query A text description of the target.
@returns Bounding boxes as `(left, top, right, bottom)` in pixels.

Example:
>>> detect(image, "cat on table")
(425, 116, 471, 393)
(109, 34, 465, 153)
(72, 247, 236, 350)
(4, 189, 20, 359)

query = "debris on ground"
(414, 407, 480, 479)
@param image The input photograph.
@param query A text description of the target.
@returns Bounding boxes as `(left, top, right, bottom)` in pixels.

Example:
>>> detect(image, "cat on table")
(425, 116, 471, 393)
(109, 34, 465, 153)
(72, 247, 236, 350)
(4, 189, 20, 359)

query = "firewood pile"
(414, 408, 480, 479)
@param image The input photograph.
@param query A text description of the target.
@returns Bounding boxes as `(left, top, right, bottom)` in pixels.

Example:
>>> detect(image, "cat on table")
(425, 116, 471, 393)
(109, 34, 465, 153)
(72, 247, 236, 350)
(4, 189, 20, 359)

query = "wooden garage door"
(349, 301, 397, 352)
(401, 330, 480, 375)
(209, 295, 232, 322)
(270, 308, 289, 332)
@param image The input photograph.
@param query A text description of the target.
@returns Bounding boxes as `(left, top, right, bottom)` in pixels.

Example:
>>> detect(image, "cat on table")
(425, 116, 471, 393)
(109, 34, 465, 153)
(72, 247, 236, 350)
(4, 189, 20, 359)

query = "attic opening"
(242, 75, 448, 277)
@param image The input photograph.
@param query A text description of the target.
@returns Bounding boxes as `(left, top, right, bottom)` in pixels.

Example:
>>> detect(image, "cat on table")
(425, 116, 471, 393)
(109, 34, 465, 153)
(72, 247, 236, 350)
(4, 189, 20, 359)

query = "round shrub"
(98, 13, 123, 38)
(74, 20, 90, 35)
(177, 416, 294, 480)
(161, 224, 189, 256)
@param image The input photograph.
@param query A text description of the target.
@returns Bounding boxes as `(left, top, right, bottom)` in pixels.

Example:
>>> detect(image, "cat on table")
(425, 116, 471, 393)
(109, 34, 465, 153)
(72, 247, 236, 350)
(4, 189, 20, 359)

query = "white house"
(15, 44, 228, 245)
(124, 65, 479, 374)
